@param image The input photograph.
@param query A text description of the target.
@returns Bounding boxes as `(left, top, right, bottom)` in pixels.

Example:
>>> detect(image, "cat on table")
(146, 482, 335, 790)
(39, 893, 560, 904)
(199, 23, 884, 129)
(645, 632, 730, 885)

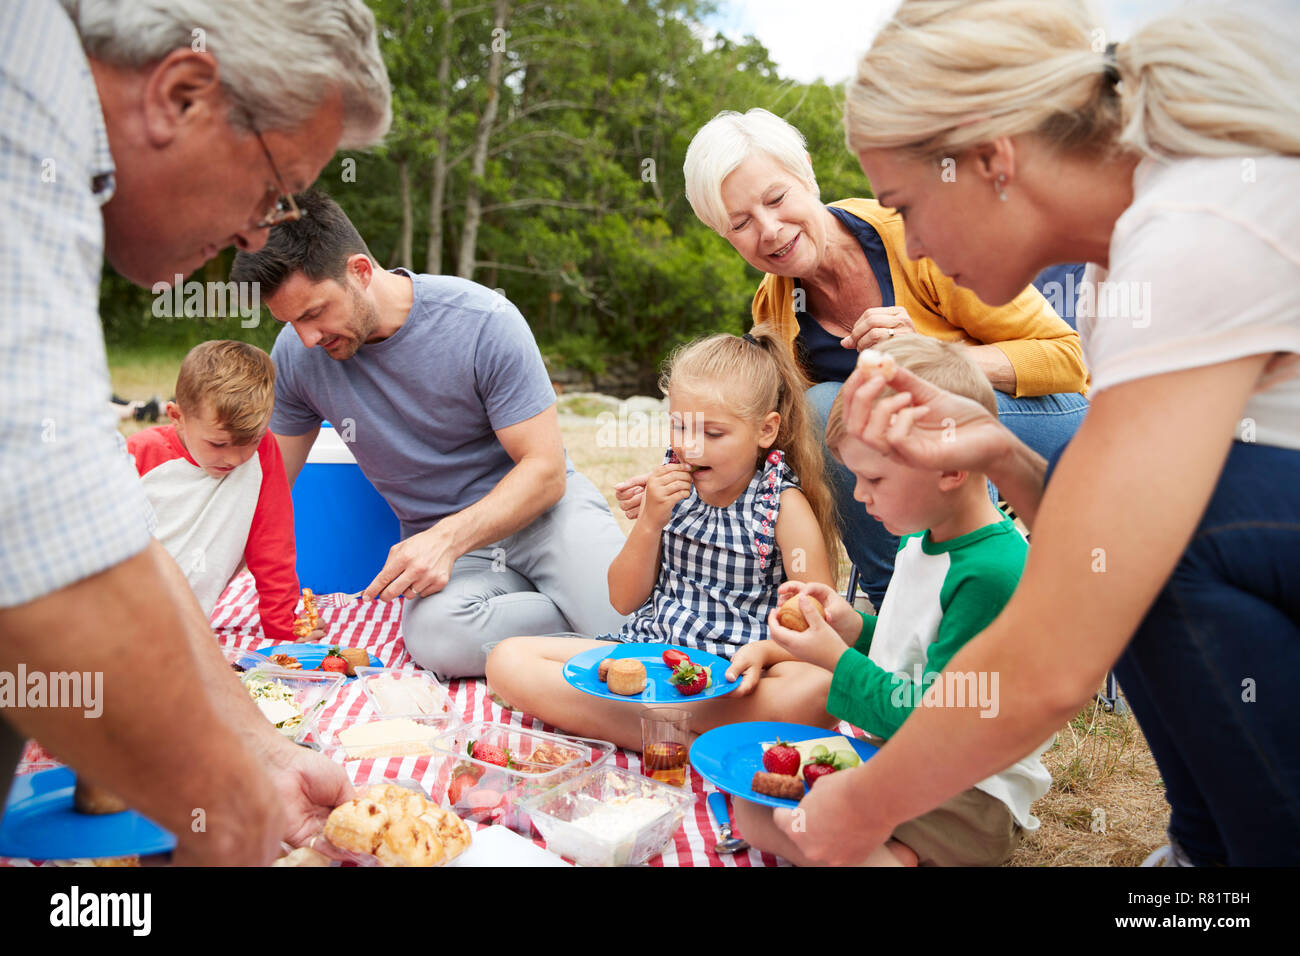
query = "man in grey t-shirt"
(232, 191, 627, 677)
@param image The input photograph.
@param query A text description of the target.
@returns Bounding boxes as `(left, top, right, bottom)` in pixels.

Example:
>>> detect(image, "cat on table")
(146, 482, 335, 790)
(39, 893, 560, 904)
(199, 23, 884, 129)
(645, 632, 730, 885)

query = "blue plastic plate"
(690, 721, 879, 809)
(562, 642, 737, 703)
(254, 644, 381, 679)
(0, 767, 176, 860)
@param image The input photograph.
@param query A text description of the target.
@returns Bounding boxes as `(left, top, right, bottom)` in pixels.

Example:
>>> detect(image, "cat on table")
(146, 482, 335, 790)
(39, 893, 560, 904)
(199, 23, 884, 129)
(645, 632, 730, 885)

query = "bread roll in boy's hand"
(776, 594, 826, 631)
(769, 582, 862, 673)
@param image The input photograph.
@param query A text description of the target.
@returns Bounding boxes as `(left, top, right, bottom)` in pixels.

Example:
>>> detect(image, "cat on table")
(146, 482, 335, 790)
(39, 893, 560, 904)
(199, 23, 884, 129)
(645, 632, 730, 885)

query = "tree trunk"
(426, 0, 452, 275)
(396, 156, 413, 268)
(456, 0, 511, 280)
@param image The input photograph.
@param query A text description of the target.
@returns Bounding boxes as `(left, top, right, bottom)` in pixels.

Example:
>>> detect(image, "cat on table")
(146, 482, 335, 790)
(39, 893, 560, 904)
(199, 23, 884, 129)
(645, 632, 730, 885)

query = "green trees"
(100, 0, 873, 390)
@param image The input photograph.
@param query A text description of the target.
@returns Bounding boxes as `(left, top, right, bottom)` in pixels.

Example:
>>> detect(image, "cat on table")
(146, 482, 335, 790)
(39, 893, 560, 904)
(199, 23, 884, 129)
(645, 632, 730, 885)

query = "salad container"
(240, 664, 344, 743)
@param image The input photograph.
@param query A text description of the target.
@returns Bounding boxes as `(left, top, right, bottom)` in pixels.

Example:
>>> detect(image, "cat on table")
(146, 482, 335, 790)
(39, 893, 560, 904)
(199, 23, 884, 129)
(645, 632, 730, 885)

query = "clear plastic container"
(355, 666, 456, 719)
(426, 721, 610, 833)
(305, 679, 460, 759)
(222, 645, 271, 672)
(240, 664, 343, 743)
(518, 766, 696, 867)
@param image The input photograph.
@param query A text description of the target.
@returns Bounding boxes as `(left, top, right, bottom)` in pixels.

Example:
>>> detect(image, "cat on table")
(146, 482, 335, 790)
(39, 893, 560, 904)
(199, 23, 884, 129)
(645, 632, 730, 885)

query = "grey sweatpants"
(401, 469, 629, 678)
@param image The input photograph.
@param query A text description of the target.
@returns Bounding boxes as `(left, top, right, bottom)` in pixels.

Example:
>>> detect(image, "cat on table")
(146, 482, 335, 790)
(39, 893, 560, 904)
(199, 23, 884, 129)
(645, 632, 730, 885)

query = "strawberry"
(803, 756, 839, 787)
(448, 772, 480, 805)
(662, 648, 691, 670)
(468, 739, 511, 767)
(669, 661, 711, 696)
(762, 740, 801, 776)
(317, 647, 348, 674)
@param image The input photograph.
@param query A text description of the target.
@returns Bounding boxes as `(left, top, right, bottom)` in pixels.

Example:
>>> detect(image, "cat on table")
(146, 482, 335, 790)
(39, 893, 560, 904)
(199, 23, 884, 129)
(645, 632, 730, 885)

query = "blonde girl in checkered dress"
(487, 327, 844, 752)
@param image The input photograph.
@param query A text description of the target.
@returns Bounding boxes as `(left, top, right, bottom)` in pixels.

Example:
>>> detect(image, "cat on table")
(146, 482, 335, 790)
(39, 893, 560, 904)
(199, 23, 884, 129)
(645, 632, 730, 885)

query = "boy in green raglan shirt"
(733, 335, 1054, 866)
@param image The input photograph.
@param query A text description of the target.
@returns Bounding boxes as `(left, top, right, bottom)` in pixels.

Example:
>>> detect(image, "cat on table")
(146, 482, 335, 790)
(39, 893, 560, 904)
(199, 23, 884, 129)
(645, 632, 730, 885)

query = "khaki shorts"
(891, 787, 1022, 867)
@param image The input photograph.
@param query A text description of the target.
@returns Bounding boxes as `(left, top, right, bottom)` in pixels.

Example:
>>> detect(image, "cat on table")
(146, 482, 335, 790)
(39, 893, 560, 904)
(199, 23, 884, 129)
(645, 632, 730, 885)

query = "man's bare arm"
(274, 427, 320, 488)
(0, 544, 283, 864)
(365, 405, 567, 600)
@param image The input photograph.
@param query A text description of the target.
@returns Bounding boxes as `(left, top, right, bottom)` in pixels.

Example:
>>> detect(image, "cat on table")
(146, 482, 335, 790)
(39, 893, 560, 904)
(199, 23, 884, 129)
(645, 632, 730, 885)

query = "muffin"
(607, 659, 647, 696)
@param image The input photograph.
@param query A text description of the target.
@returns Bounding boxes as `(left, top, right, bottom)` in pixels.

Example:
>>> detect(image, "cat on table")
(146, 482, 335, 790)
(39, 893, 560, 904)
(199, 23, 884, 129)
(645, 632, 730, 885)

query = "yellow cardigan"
(750, 199, 1090, 397)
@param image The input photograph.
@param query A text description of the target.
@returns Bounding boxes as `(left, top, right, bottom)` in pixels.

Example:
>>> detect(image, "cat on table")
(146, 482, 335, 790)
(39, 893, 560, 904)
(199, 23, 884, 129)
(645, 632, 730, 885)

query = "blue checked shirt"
(611, 449, 798, 660)
(0, 0, 155, 606)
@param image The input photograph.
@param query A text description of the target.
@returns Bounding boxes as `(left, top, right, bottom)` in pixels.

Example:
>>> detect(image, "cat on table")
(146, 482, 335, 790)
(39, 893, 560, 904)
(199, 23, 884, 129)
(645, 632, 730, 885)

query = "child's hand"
(637, 463, 693, 530)
(768, 603, 851, 673)
(724, 642, 769, 697)
(776, 581, 862, 646)
(613, 472, 649, 521)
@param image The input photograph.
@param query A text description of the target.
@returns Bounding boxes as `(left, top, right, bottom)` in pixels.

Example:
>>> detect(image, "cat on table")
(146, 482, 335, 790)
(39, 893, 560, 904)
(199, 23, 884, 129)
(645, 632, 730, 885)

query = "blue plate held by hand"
(562, 642, 737, 703)
(690, 721, 879, 809)
(0, 767, 176, 860)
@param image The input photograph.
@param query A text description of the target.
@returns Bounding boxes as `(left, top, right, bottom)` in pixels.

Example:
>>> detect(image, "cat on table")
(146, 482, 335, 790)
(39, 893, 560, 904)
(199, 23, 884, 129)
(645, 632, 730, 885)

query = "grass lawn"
(109, 343, 1170, 866)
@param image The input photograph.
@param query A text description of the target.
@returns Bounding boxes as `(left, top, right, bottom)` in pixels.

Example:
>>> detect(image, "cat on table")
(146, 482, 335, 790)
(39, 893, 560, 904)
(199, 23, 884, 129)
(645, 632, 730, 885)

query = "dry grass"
(109, 352, 1171, 865)
(1008, 697, 1168, 866)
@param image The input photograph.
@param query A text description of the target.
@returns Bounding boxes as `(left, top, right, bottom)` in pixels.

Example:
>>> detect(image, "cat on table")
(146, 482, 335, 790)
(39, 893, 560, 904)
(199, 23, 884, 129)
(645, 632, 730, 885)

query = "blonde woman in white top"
(773, 0, 1300, 866)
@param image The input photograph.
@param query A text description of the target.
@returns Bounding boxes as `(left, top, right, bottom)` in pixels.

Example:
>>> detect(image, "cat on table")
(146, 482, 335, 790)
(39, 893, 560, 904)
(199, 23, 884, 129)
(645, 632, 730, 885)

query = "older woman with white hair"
(620, 108, 1090, 609)
(771, 0, 1300, 866)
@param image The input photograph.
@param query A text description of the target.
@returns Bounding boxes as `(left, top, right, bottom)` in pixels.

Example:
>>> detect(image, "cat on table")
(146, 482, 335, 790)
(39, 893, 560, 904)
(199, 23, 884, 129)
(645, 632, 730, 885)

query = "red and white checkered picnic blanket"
(6, 571, 808, 866)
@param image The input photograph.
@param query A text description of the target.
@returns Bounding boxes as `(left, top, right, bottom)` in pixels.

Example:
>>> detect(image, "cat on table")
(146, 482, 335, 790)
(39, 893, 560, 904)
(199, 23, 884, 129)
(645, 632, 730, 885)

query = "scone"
(73, 775, 128, 815)
(607, 658, 647, 696)
(752, 771, 805, 800)
(597, 656, 613, 682)
(776, 594, 826, 632)
(323, 796, 390, 855)
(375, 816, 444, 867)
(324, 785, 472, 866)
(272, 846, 332, 867)
(420, 805, 473, 862)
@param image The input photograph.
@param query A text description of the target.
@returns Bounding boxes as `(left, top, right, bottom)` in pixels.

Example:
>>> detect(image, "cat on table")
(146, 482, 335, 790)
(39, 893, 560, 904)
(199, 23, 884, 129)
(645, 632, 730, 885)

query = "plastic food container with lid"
(426, 721, 614, 834)
(517, 765, 695, 866)
(239, 664, 344, 743)
(302, 677, 462, 760)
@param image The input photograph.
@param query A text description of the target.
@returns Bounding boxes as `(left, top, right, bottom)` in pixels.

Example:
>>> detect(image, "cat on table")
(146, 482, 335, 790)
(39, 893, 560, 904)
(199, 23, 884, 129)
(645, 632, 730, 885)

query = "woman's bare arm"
(775, 355, 1270, 863)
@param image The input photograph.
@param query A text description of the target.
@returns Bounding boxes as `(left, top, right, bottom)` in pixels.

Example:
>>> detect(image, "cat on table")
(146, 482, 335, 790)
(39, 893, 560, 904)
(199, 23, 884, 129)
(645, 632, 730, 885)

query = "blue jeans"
(1063, 440, 1300, 865)
(807, 381, 1088, 608)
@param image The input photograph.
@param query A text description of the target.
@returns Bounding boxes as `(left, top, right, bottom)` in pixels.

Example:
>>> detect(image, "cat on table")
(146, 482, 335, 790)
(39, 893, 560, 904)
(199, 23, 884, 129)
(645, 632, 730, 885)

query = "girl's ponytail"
(745, 327, 842, 583)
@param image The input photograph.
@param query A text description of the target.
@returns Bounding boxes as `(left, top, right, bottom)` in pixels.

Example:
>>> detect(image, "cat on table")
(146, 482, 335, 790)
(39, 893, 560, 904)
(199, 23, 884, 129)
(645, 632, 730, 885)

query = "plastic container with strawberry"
(428, 722, 614, 835)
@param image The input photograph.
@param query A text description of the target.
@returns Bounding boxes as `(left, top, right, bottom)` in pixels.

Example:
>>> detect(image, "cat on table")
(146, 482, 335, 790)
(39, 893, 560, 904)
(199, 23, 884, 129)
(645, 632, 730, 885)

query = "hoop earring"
(996, 174, 1008, 202)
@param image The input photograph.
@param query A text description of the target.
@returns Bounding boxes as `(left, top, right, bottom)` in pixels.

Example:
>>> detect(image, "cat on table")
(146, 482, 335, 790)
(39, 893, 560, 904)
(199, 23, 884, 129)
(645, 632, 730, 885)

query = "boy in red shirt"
(127, 340, 310, 643)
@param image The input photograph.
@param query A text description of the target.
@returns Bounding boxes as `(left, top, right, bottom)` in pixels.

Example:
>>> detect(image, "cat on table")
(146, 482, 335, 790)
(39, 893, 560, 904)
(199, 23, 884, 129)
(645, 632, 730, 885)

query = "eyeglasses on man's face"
(251, 127, 302, 229)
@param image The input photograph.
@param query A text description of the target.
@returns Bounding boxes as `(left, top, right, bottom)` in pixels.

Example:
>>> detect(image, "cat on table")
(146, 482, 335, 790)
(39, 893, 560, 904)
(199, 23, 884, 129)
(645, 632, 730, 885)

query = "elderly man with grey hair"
(0, 0, 389, 864)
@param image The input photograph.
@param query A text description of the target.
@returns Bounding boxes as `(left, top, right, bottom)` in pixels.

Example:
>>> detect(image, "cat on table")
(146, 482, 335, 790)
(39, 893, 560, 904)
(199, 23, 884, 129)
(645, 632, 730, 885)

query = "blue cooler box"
(291, 425, 399, 594)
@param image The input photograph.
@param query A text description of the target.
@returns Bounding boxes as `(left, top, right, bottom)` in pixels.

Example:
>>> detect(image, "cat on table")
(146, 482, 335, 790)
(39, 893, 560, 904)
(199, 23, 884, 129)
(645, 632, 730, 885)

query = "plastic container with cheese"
(302, 676, 462, 760)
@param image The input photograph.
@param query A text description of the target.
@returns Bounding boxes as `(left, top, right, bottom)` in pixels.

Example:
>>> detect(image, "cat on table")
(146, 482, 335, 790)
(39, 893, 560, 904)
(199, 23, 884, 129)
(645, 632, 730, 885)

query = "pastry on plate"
(597, 656, 613, 682)
(73, 775, 128, 815)
(606, 658, 647, 696)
